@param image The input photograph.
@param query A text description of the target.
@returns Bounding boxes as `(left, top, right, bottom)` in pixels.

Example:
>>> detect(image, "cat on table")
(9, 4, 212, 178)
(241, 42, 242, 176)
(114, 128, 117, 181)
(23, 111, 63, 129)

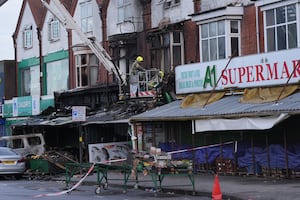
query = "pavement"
(52, 170, 300, 200)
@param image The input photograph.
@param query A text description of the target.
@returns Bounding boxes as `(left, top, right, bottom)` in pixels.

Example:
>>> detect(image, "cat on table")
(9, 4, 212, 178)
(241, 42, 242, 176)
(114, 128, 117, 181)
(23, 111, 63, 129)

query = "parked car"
(0, 147, 25, 179)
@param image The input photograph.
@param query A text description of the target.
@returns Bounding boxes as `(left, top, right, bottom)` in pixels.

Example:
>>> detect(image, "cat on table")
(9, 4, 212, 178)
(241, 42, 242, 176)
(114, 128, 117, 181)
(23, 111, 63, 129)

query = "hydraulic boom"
(41, 0, 127, 88)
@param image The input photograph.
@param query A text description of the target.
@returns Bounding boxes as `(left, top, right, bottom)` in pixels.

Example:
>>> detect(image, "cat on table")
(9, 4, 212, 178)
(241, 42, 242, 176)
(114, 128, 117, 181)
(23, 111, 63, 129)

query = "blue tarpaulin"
(194, 143, 235, 164)
(159, 142, 300, 170)
(158, 142, 194, 160)
(238, 144, 300, 169)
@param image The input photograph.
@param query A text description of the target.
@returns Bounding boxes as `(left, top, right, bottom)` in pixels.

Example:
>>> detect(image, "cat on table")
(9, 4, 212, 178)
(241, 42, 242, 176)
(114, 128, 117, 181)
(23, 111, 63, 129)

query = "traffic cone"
(212, 174, 222, 200)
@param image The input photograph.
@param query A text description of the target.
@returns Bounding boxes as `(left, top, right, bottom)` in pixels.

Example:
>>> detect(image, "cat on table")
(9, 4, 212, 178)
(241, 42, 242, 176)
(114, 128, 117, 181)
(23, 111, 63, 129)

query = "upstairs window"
(230, 20, 240, 57)
(117, 0, 131, 23)
(163, 0, 181, 9)
(21, 68, 30, 96)
(75, 54, 99, 88)
(150, 31, 184, 73)
(23, 25, 33, 49)
(46, 59, 69, 95)
(80, 1, 93, 33)
(48, 18, 60, 41)
(20, 66, 40, 96)
(264, 4, 297, 52)
(200, 20, 240, 62)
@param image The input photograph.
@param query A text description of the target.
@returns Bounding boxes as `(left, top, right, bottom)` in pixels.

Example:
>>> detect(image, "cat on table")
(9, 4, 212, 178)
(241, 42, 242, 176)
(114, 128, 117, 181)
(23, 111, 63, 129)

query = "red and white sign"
(176, 48, 300, 94)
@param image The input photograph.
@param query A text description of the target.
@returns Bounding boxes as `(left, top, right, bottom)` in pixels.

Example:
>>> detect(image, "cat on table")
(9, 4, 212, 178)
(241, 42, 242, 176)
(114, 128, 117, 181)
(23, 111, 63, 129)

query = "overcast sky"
(0, 0, 22, 60)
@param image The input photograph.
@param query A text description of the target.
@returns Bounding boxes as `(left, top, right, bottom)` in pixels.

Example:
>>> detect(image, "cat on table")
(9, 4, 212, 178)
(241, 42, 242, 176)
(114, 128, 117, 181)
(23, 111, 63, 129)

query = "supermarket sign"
(176, 48, 300, 94)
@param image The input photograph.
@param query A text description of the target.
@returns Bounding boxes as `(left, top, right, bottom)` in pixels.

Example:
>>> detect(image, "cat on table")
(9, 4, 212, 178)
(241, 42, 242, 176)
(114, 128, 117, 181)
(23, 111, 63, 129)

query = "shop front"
(129, 48, 300, 177)
(131, 94, 300, 176)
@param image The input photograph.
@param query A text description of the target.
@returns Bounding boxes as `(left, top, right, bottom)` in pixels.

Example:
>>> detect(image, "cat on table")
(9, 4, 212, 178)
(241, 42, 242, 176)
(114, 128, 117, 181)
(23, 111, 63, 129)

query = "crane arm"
(41, 0, 126, 86)
(0, 0, 8, 7)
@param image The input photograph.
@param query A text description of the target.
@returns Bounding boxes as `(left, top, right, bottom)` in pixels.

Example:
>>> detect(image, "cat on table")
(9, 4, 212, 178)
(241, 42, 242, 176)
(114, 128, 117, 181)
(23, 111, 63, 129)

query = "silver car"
(0, 147, 25, 178)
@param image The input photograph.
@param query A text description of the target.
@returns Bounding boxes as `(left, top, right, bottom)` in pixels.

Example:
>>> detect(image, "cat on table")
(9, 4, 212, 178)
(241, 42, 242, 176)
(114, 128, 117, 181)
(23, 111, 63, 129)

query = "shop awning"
(11, 116, 74, 127)
(130, 91, 300, 125)
(11, 108, 132, 127)
(82, 118, 129, 126)
(194, 113, 289, 132)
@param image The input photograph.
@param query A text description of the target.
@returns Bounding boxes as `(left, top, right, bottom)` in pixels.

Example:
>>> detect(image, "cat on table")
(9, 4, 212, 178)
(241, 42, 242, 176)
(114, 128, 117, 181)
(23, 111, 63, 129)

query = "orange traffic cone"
(212, 174, 222, 200)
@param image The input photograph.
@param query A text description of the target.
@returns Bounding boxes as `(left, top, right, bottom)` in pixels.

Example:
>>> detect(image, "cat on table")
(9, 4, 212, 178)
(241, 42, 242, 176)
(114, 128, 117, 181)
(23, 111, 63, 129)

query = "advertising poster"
(88, 141, 130, 163)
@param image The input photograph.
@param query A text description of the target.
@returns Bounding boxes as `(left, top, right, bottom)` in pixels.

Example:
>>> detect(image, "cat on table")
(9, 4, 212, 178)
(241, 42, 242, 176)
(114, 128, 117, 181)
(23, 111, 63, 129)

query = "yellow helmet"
(136, 56, 144, 62)
(159, 70, 164, 77)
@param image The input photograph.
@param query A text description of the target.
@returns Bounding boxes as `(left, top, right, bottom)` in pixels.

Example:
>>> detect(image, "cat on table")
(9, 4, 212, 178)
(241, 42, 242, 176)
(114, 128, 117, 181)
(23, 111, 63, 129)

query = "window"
(230, 20, 240, 56)
(200, 20, 240, 62)
(48, 18, 60, 41)
(20, 66, 40, 96)
(163, 0, 181, 9)
(11, 139, 24, 149)
(80, 1, 93, 33)
(23, 25, 33, 49)
(110, 42, 137, 79)
(117, 0, 131, 23)
(28, 137, 41, 146)
(150, 31, 184, 73)
(21, 68, 30, 96)
(172, 31, 184, 68)
(46, 59, 69, 95)
(264, 4, 297, 52)
(75, 54, 99, 87)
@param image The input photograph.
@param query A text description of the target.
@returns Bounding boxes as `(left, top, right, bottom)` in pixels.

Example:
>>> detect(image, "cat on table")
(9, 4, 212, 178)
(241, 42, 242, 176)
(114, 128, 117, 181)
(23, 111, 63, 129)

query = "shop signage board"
(176, 48, 300, 94)
(3, 96, 54, 118)
(11, 96, 40, 117)
(72, 106, 86, 121)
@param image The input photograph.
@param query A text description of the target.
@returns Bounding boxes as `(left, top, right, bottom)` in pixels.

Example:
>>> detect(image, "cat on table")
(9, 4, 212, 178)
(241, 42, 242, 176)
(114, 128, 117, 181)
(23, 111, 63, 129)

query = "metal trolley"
(65, 162, 138, 194)
(135, 153, 196, 196)
(148, 162, 195, 196)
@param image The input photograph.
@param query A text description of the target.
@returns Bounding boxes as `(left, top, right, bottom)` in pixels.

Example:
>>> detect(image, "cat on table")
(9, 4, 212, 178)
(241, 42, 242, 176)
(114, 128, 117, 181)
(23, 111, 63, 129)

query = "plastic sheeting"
(180, 92, 225, 108)
(238, 144, 300, 169)
(194, 143, 235, 164)
(159, 142, 235, 163)
(158, 142, 194, 160)
(159, 142, 300, 170)
(240, 85, 298, 104)
(194, 113, 289, 132)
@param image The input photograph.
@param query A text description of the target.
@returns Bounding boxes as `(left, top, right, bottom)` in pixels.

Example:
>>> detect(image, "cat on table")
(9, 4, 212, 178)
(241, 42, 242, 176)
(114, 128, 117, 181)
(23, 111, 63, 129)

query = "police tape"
(166, 141, 236, 155)
(33, 158, 127, 198)
(32, 142, 236, 198)
(33, 162, 95, 198)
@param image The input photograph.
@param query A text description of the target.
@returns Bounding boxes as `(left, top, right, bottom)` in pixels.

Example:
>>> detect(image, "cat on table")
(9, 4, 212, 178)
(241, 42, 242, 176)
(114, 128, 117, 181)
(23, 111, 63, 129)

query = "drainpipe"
(67, 29, 74, 88)
(37, 27, 43, 96)
(99, 3, 110, 103)
(255, 5, 260, 53)
(12, 33, 18, 96)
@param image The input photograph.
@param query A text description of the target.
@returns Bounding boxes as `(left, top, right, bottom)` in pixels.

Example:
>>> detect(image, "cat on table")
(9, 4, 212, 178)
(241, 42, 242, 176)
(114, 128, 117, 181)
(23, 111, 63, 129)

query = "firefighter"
(149, 70, 164, 89)
(130, 56, 146, 97)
